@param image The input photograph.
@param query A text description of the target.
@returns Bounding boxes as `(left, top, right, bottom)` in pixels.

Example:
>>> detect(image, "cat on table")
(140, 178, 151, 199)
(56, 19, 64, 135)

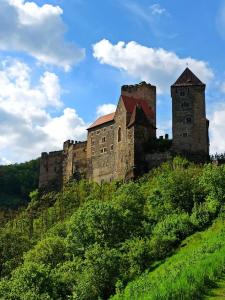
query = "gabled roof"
(121, 95, 154, 119)
(172, 68, 205, 86)
(87, 112, 115, 130)
(127, 104, 152, 128)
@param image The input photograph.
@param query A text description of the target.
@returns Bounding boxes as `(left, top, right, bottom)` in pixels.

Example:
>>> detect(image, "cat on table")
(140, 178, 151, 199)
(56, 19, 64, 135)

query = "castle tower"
(171, 68, 209, 161)
(121, 82, 156, 128)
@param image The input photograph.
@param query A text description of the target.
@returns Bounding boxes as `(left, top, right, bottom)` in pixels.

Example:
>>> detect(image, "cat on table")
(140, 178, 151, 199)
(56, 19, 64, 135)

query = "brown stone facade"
(39, 68, 210, 188)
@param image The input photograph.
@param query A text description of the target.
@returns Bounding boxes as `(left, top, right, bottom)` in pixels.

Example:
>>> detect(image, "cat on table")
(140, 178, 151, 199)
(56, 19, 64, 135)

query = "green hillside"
(0, 157, 224, 299)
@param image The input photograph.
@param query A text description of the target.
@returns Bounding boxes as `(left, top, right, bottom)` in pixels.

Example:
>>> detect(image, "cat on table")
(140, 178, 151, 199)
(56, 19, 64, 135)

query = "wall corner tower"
(171, 68, 209, 161)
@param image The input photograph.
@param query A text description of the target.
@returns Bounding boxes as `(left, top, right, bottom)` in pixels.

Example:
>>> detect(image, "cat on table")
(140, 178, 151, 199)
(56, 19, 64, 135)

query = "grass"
(205, 275, 225, 299)
(112, 219, 225, 300)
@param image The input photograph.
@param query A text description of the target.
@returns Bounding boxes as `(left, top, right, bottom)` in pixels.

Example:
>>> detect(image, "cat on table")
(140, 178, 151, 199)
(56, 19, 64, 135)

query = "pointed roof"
(121, 95, 154, 119)
(172, 68, 205, 86)
(87, 112, 115, 130)
(127, 104, 152, 128)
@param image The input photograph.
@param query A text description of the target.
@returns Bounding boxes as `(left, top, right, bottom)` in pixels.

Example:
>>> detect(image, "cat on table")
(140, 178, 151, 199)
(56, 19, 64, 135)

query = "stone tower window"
(118, 127, 122, 142)
(181, 102, 190, 109)
(102, 137, 106, 143)
(180, 91, 185, 97)
(186, 116, 192, 124)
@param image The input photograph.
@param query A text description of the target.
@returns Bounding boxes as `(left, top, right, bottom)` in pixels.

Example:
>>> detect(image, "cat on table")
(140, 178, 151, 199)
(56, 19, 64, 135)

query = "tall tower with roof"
(171, 68, 209, 160)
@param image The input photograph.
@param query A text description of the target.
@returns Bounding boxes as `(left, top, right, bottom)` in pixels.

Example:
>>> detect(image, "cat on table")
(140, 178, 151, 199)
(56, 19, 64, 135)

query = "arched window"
(118, 127, 121, 142)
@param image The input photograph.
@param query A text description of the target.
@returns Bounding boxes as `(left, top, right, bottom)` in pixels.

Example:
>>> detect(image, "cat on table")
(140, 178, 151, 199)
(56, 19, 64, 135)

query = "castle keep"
(39, 68, 209, 188)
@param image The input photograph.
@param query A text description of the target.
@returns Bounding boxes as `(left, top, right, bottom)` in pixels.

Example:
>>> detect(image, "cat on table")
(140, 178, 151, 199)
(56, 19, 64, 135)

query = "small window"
(183, 132, 188, 137)
(118, 127, 122, 142)
(102, 137, 106, 143)
(100, 149, 104, 154)
(186, 117, 192, 124)
(181, 102, 189, 109)
(96, 130, 100, 135)
(103, 147, 107, 153)
(110, 144, 114, 151)
(180, 91, 185, 97)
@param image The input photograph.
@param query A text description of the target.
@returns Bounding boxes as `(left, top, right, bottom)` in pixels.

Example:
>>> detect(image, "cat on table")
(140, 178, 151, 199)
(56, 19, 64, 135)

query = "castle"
(39, 68, 209, 189)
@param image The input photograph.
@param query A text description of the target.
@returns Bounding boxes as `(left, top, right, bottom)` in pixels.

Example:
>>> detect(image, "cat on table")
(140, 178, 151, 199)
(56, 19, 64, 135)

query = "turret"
(121, 81, 156, 127)
(171, 68, 209, 161)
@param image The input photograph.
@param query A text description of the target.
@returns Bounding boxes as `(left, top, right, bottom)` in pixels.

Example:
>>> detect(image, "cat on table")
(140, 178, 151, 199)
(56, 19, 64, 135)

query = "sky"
(0, 0, 225, 164)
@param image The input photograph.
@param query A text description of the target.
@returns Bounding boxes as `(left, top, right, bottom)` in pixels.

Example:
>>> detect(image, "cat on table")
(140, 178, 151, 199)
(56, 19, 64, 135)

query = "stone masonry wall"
(39, 150, 63, 189)
(63, 140, 87, 185)
(171, 85, 209, 160)
(87, 121, 115, 183)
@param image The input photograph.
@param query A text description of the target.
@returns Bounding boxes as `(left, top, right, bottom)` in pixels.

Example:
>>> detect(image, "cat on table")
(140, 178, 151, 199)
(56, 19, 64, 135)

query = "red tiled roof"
(128, 104, 152, 128)
(87, 112, 115, 130)
(121, 95, 154, 119)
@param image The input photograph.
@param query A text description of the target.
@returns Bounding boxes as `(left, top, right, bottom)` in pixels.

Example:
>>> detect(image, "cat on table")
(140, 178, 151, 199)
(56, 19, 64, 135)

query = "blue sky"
(0, 0, 225, 163)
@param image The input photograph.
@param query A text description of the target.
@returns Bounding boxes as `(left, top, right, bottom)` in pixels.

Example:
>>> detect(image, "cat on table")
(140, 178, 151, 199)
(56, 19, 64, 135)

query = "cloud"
(0, 59, 87, 163)
(122, 1, 173, 38)
(96, 104, 116, 117)
(149, 4, 167, 15)
(0, 0, 85, 70)
(0, 157, 11, 165)
(93, 39, 214, 94)
(209, 104, 225, 154)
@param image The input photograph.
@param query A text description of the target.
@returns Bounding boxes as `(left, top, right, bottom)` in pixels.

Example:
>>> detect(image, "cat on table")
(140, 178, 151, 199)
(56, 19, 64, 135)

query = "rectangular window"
(110, 144, 114, 151)
(96, 130, 100, 135)
(102, 137, 106, 143)
(103, 147, 107, 153)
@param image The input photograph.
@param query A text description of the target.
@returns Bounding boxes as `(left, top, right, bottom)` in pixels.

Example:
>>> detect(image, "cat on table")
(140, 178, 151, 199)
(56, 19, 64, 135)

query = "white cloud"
(0, 157, 12, 165)
(0, 59, 87, 163)
(96, 104, 116, 117)
(209, 104, 225, 154)
(149, 4, 167, 15)
(0, 0, 85, 70)
(93, 39, 214, 94)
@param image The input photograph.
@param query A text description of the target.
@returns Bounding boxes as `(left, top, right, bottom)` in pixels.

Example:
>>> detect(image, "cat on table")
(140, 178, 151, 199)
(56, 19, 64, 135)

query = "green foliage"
(0, 159, 40, 210)
(112, 220, 225, 300)
(0, 158, 225, 299)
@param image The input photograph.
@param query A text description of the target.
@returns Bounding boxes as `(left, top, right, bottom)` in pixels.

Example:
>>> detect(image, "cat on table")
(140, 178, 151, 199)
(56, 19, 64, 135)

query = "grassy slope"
(205, 276, 225, 299)
(112, 219, 225, 300)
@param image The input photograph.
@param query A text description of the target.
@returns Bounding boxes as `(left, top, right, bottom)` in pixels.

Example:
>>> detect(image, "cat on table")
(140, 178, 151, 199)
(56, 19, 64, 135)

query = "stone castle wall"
(39, 150, 63, 189)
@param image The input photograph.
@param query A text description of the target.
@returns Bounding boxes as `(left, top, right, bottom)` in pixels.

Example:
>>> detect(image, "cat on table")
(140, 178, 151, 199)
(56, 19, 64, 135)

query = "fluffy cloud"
(209, 104, 225, 154)
(0, 0, 85, 70)
(96, 104, 116, 117)
(93, 39, 214, 94)
(0, 59, 87, 163)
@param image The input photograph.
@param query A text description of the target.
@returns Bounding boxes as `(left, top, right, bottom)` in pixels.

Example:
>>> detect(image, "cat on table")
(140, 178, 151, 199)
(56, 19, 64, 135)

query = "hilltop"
(0, 157, 224, 299)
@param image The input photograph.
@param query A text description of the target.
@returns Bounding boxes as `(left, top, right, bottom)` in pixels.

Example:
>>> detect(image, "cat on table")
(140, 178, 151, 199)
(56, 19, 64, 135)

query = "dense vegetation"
(0, 159, 39, 210)
(0, 157, 224, 299)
